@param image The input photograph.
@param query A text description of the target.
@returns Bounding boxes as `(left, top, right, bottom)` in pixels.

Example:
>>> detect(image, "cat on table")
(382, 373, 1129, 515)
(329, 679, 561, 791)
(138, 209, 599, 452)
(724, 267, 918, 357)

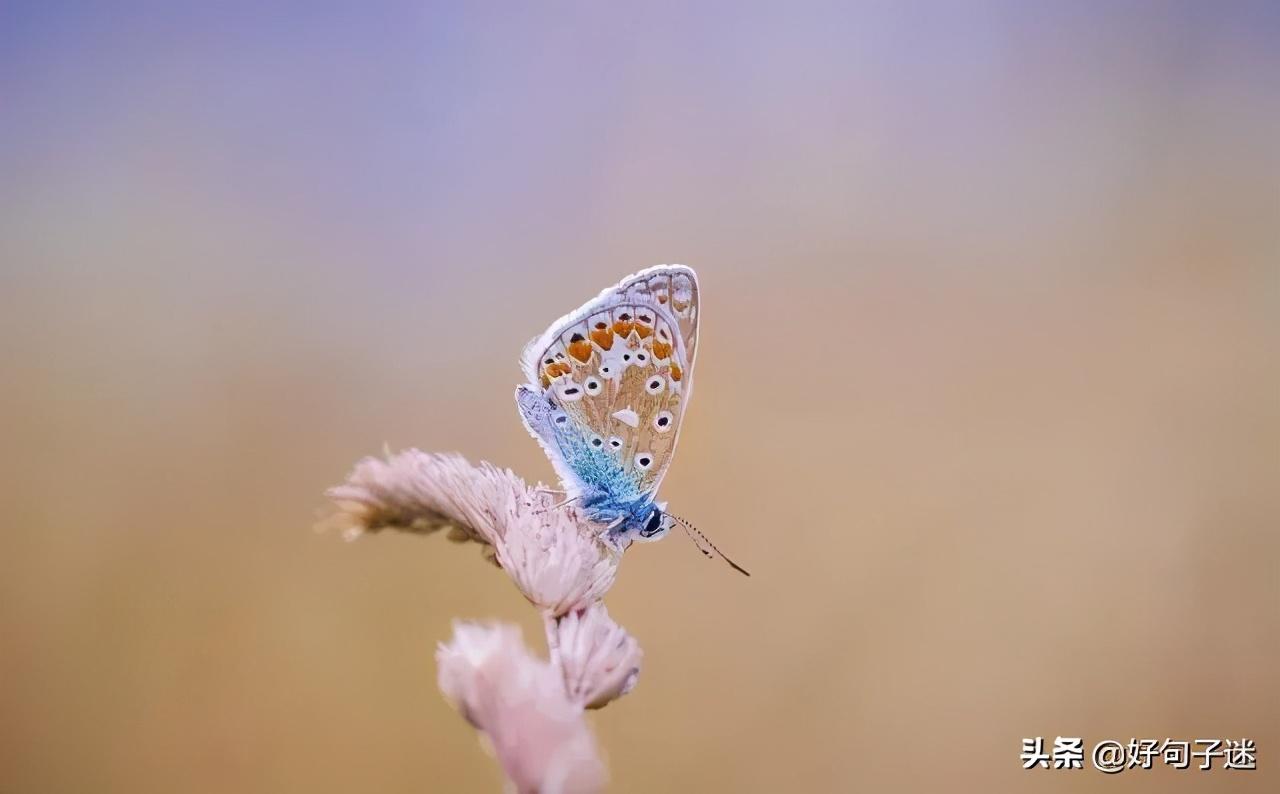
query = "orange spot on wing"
(634, 324, 652, 339)
(544, 361, 571, 380)
(651, 341, 672, 360)
(612, 321, 634, 337)
(657, 294, 668, 303)
(670, 364, 683, 381)
(590, 327, 613, 350)
(567, 339, 593, 362)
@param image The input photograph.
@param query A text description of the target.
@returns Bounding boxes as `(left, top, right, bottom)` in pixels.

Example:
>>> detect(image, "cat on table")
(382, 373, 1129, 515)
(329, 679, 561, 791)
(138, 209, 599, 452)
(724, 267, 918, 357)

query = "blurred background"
(2, 2, 1277, 792)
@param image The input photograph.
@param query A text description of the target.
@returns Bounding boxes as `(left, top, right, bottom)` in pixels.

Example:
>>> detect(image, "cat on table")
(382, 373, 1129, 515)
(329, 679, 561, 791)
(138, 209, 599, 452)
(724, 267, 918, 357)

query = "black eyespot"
(639, 457, 651, 466)
(622, 354, 631, 361)
(649, 380, 660, 389)
(653, 410, 675, 432)
(585, 379, 600, 391)
(637, 352, 647, 361)
(619, 312, 631, 321)
(609, 438, 622, 448)
(591, 437, 603, 447)
(595, 321, 608, 329)
(555, 415, 567, 424)
(544, 358, 553, 365)
(563, 387, 580, 395)
(601, 366, 611, 374)
(570, 332, 585, 342)
(639, 314, 652, 323)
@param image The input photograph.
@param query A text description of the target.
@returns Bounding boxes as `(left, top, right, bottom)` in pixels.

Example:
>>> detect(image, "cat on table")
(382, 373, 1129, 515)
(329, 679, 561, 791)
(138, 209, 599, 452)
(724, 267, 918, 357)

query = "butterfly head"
(636, 502, 676, 543)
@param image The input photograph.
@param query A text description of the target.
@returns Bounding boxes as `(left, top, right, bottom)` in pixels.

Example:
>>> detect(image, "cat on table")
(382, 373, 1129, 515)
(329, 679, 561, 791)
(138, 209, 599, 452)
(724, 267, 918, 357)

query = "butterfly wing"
(516, 265, 700, 500)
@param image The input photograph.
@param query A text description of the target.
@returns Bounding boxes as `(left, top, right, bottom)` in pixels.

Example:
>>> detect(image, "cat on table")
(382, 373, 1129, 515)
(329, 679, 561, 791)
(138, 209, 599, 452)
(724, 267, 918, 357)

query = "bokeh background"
(2, 2, 1277, 792)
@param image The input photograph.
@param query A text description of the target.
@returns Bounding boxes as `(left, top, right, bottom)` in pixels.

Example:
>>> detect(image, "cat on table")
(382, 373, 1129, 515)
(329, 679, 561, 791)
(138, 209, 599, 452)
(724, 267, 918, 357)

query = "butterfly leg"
(534, 487, 568, 496)
(534, 495, 579, 514)
(597, 515, 630, 547)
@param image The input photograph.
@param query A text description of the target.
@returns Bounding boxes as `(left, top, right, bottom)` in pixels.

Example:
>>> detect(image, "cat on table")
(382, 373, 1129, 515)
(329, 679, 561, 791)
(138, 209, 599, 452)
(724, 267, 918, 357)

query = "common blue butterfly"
(515, 265, 746, 574)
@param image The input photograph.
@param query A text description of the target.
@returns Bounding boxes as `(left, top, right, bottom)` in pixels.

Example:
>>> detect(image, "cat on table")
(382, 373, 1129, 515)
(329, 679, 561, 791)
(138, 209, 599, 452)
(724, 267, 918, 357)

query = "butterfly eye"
(645, 377, 665, 396)
(653, 410, 673, 432)
(634, 453, 654, 471)
(584, 377, 602, 395)
(608, 436, 624, 450)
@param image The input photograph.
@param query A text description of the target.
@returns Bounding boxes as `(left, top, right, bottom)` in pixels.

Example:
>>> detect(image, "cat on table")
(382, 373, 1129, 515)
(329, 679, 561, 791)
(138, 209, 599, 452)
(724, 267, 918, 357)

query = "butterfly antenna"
(671, 516, 713, 560)
(680, 523, 715, 561)
(671, 514, 751, 577)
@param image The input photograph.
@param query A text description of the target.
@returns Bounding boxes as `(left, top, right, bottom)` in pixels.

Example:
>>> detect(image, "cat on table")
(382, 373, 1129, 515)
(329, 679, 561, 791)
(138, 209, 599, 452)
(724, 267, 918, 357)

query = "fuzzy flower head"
(326, 450, 619, 614)
(493, 498, 618, 617)
(550, 604, 643, 710)
(437, 621, 606, 794)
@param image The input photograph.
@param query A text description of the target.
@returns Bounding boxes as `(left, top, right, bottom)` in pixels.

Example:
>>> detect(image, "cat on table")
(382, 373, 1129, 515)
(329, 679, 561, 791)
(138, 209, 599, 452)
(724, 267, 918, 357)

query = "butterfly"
(515, 265, 748, 574)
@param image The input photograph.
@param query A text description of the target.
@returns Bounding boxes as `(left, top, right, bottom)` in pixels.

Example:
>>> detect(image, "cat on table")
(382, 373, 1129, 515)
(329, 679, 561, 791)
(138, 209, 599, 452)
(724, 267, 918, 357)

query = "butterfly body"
(515, 265, 699, 547)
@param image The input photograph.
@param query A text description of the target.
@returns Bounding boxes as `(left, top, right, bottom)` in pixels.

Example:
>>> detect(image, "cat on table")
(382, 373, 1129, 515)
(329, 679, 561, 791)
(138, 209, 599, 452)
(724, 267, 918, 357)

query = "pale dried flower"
(549, 604, 643, 710)
(493, 504, 619, 618)
(327, 447, 645, 791)
(326, 450, 618, 615)
(437, 621, 606, 794)
(323, 449, 496, 548)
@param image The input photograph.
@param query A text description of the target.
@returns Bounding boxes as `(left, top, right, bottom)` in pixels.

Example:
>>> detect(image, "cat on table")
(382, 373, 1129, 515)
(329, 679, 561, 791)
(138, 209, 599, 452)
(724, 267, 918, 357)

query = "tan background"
(2, 2, 1277, 792)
